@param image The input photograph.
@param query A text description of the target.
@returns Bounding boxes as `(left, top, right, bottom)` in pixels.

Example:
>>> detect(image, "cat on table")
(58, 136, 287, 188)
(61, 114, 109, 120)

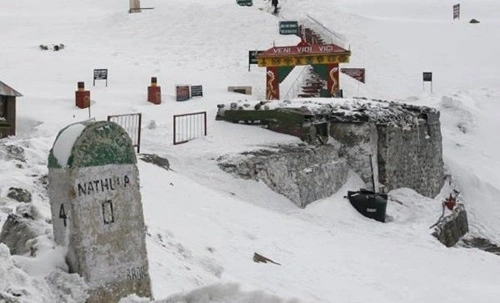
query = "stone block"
(48, 120, 152, 303)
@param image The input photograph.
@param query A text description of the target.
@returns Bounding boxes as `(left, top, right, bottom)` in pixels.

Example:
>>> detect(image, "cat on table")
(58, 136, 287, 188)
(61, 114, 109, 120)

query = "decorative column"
(326, 64, 340, 96)
(266, 67, 279, 100)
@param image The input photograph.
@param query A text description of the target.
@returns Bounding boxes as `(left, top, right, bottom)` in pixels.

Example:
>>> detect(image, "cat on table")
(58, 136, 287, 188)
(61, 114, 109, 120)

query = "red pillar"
(75, 82, 90, 109)
(266, 67, 280, 100)
(326, 64, 340, 97)
(147, 77, 161, 104)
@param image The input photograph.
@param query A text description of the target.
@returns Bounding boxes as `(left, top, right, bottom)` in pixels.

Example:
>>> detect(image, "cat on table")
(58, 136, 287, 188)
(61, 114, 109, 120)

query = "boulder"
(0, 214, 41, 255)
(7, 187, 32, 203)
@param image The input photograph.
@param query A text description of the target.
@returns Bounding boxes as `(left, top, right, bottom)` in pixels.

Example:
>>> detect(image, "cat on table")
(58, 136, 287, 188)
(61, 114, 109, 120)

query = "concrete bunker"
(216, 99, 444, 202)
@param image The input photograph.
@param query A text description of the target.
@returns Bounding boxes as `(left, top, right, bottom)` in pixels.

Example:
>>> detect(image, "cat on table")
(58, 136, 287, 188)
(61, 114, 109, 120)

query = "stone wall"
(329, 122, 379, 191)
(432, 204, 469, 247)
(377, 112, 444, 197)
(218, 144, 348, 208)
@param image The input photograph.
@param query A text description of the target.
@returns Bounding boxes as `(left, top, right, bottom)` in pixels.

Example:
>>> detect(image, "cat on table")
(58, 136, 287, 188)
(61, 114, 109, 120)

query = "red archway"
(257, 41, 350, 100)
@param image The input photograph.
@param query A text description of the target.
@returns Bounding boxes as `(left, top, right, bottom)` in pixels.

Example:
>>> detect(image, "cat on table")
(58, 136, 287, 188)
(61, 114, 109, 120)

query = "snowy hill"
(1, 0, 500, 302)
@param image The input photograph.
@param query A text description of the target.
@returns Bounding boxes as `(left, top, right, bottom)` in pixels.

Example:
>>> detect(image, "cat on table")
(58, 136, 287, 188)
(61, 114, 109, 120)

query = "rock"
(432, 204, 469, 247)
(469, 19, 480, 24)
(0, 144, 26, 162)
(253, 252, 281, 265)
(7, 187, 32, 203)
(0, 214, 41, 255)
(140, 154, 170, 170)
(218, 144, 348, 208)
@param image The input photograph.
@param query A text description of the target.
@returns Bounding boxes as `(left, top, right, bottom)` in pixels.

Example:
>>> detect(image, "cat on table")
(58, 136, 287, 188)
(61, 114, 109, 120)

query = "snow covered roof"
(0, 81, 22, 97)
(219, 98, 439, 127)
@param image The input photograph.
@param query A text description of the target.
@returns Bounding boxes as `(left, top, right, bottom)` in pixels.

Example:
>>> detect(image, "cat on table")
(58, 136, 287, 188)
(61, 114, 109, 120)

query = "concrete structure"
(129, 0, 141, 13)
(216, 99, 445, 203)
(0, 81, 22, 139)
(47, 120, 152, 303)
(228, 86, 252, 95)
(218, 145, 348, 208)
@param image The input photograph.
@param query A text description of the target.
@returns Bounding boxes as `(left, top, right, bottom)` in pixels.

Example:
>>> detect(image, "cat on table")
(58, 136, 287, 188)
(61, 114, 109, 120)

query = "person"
(271, 0, 279, 14)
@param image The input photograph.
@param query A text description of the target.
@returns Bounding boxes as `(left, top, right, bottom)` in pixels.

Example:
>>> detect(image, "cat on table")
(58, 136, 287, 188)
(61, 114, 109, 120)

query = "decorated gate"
(257, 41, 351, 100)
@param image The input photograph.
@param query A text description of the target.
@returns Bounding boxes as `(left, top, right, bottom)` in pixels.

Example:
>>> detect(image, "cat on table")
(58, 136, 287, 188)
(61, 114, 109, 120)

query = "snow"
(51, 123, 86, 167)
(1, 0, 500, 302)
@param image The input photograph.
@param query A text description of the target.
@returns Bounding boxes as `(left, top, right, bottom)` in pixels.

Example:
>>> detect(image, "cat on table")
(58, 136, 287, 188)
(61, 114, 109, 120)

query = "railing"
(173, 111, 207, 145)
(283, 66, 309, 100)
(107, 113, 142, 153)
(302, 14, 349, 49)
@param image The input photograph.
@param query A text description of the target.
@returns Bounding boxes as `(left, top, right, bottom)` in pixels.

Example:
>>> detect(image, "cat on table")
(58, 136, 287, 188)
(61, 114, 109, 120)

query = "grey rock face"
(7, 187, 32, 203)
(433, 204, 469, 247)
(0, 214, 41, 255)
(219, 144, 349, 208)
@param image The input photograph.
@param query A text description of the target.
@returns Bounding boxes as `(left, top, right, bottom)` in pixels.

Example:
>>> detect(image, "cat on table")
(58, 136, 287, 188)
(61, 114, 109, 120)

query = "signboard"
(257, 43, 351, 67)
(341, 68, 366, 83)
(248, 50, 264, 71)
(176, 85, 190, 101)
(236, 0, 252, 6)
(279, 21, 299, 35)
(453, 4, 460, 20)
(191, 85, 203, 97)
(423, 72, 433, 82)
(93, 69, 108, 86)
(423, 72, 433, 93)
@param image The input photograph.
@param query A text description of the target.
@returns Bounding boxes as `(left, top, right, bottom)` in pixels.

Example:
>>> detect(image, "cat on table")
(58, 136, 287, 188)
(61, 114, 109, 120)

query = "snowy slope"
(1, 0, 500, 302)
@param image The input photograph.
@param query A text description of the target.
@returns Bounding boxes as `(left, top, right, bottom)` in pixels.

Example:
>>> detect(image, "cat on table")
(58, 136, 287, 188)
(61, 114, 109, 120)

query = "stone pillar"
(147, 77, 161, 104)
(75, 81, 90, 109)
(47, 121, 152, 303)
(129, 0, 141, 13)
(326, 64, 339, 96)
(266, 67, 279, 100)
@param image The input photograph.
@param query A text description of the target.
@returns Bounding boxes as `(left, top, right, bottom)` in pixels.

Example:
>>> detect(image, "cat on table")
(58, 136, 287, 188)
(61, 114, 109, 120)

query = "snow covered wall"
(376, 110, 444, 197)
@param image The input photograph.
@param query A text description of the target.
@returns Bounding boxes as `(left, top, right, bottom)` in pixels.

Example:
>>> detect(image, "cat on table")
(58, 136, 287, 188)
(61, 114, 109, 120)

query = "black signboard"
(453, 4, 460, 20)
(248, 50, 264, 71)
(236, 0, 252, 6)
(93, 69, 108, 86)
(191, 85, 203, 97)
(423, 72, 433, 82)
(176, 85, 190, 101)
(279, 21, 299, 35)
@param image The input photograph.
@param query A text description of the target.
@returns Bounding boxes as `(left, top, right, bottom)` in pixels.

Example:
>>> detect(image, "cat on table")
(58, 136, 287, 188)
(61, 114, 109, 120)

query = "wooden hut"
(0, 81, 22, 139)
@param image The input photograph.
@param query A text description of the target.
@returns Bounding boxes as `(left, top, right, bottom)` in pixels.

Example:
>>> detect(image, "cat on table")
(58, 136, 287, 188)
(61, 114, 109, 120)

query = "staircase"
(295, 26, 327, 98)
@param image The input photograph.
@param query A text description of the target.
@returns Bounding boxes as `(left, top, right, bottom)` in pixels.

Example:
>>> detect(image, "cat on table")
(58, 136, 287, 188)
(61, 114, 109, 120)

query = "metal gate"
(173, 111, 207, 145)
(107, 113, 142, 153)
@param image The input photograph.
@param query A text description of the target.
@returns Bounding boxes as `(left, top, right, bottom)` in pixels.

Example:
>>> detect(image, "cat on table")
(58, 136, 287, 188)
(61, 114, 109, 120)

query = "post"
(147, 77, 161, 104)
(75, 81, 90, 109)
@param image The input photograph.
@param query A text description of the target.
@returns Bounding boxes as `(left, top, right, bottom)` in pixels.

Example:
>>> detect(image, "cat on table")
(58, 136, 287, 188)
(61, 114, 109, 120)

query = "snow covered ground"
(1, 0, 500, 302)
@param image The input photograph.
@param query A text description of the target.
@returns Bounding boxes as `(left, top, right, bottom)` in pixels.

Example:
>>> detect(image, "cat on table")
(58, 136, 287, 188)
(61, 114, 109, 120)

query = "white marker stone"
(48, 121, 152, 303)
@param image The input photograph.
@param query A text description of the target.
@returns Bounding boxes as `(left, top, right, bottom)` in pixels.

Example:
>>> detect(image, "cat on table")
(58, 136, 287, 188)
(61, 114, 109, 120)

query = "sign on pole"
(93, 69, 108, 87)
(190, 85, 203, 98)
(248, 50, 264, 71)
(279, 21, 299, 35)
(341, 68, 366, 83)
(423, 72, 433, 93)
(453, 4, 460, 20)
(236, 0, 253, 6)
